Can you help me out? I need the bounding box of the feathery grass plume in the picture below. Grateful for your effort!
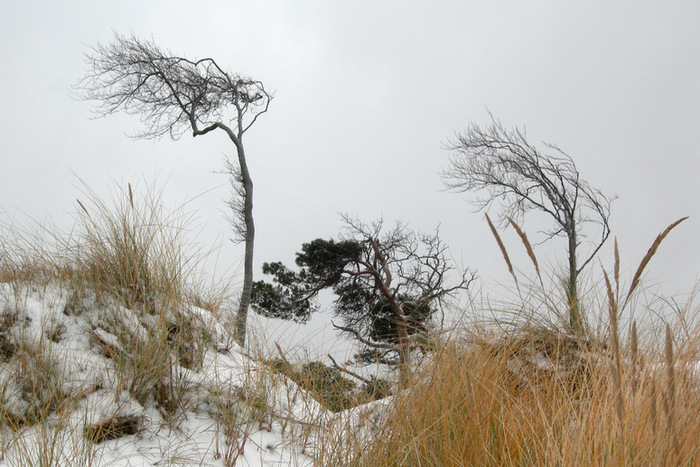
[603,269,619,327]
[485,213,518,291]
[76,198,89,216]
[507,218,540,279]
[623,217,688,309]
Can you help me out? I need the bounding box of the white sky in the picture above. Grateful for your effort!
[1,1,698,347]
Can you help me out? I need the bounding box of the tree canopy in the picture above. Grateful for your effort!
[79,34,270,140]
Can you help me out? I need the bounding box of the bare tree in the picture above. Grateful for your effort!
[251,216,475,386]
[77,34,271,345]
[442,116,612,335]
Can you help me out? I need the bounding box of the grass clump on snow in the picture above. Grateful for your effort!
[70,180,195,311]
[263,355,390,414]
[0,181,324,466]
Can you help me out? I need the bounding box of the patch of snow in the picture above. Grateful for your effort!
[0,284,393,466]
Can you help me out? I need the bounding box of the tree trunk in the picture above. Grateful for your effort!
[211,122,254,347]
[385,292,411,387]
[233,141,254,347]
[567,226,581,336]
[394,311,412,387]
[371,239,412,386]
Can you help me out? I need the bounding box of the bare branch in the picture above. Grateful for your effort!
[77,33,271,141]
[328,354,372,384]
[220,156,246,244]
[331,321,394,350]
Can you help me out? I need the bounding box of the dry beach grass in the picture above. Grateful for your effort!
[319,217,699,466]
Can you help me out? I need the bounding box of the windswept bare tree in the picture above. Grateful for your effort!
[442,116,612,335]
[77,34,271,345]
[251,216,475,386]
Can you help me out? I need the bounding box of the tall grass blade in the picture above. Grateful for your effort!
[631,320,639,396]
[664,324,678,457]
[650,380,658,436]
[614,237,620,299]
[604,269,624,429]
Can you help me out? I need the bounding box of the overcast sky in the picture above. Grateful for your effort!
[1,2,698,352]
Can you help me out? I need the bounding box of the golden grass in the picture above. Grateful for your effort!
[317,217,698,466]
[69,180,194,310]
[320,318,700,466]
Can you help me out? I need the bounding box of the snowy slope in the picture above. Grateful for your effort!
[0,284,388,466]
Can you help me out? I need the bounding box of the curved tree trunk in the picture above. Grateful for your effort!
[212,122,254,347]
[79,34,270,348]
[234,142,254,346]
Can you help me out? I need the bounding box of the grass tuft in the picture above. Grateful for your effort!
[83,415,141,444]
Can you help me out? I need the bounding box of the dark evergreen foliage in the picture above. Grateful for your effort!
[251,237,433,344]
[251,238,363,323]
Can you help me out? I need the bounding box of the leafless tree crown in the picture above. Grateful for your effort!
[78,34,271,141]
[339,215,475,318]
[442,117,612,277]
